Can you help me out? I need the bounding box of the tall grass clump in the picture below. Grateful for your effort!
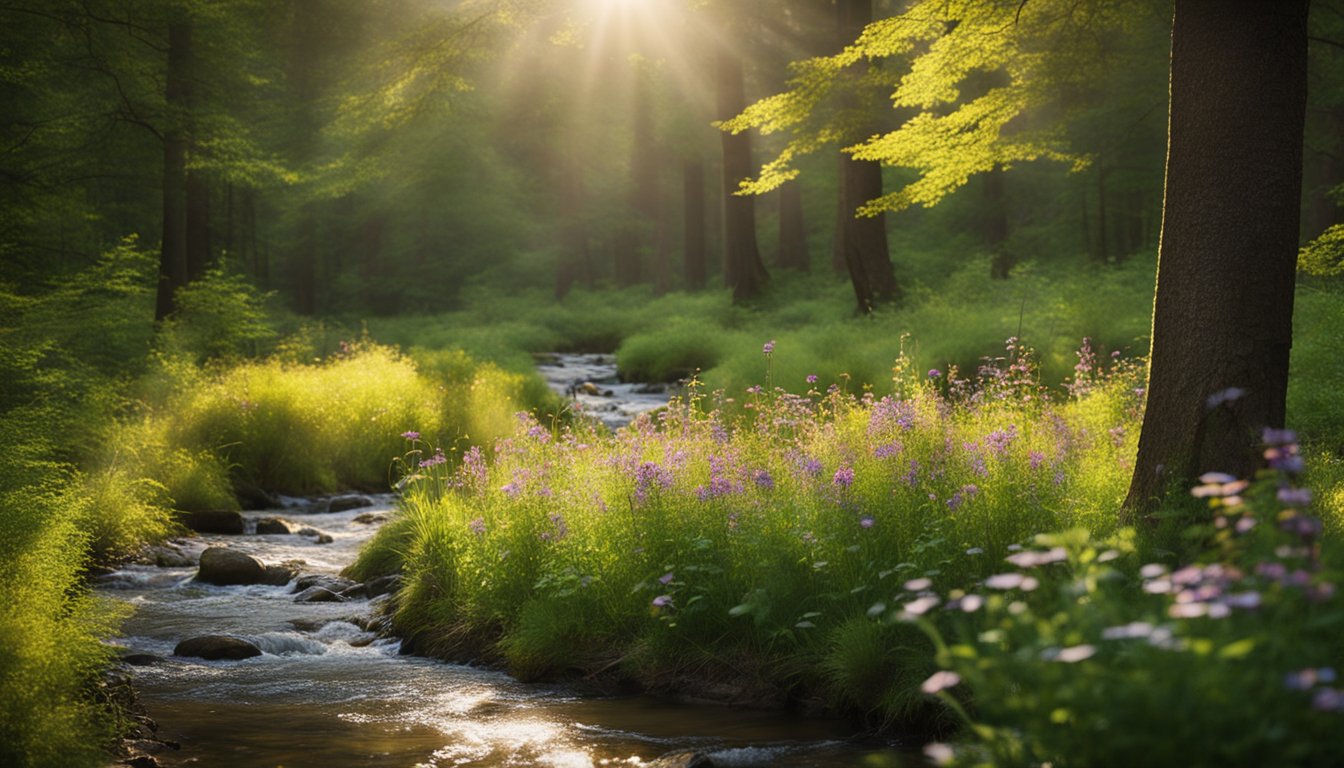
[367,338,1140,721]
[0,418,126,768]
[144,342,445,495]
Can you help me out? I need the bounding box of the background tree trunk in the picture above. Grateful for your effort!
[836,0,898,312]
[777,179,808,271]
[985,165,1013,279]
[1124,0,1309,517]
[155,19,192,321]
[715,46,767,302]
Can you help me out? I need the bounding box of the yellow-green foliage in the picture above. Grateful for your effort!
[151,343,444,495]
[378,352,1139,715]
[118,341,558,501]
[724,0,1161,211]
[0,432,123,768]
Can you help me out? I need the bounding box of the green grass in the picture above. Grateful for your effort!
[354,349,1144,718]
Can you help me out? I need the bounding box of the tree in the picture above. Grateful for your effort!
[1123,0,1309,515]
[834,0,899,311]
[715,40,769,302]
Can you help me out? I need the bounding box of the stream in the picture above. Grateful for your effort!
[96,356,918,767]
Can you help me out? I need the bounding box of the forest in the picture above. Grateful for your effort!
[2,0,1343,766]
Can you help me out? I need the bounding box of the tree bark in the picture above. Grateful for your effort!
[715,46,768,303]
[1124,0,1308,517]
[155,19,191,321]
[777,178,808,271]
[837,0,899,311]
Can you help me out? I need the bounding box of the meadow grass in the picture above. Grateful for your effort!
[350,340,1146,722]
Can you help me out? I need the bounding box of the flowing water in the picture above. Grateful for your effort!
[97,357,919,767]
[535,353,671,431]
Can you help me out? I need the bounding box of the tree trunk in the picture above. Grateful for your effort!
[985,165,1013,279]
[715,46,767,303]
[839,153,899,312]
[683,158,707,290]
[1123,0,1308,517]
[155,19,191,321]
[837,0,899,311]
[185,169,210,281]
[777,179,808,271]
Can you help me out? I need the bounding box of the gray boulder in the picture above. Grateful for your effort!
[295,526,334,544]
[255,517,293,535]
[195,547,266,585]
[324,495,373,513]
[173,635,261,660]
[293,586,348,603]
[362,574,402,599]
[178,509,244,535]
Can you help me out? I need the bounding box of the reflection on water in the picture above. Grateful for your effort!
[101,497,918,767]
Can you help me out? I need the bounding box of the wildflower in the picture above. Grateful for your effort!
[1263,427,1298,447]
[659,571,675,585]
[652,595,673,608]
[859,516,875,528]
[832,465,855,489]
[752,469,774,490]
[903,595,941,616]
[1102,622,1156,640]
[401,430,421,440]
[873,442,902,459]
[762,339,775,355]
[1278,487,1313,506]
[921,671,962,694]
[746,385,762,395]
[954,594,984,613]
[1044,644,1097,663]
[928,369,942,379]
[1312,688,1344,712]
[923,743,955,766]
[1206,387,1245,409]
[468,517,486,536]
[985,573,1039,591]
[904,577,932,592]
[806,374,818,384]
[1005,547,1067,568]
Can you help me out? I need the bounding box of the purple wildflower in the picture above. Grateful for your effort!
[762,339,775,355]
[1278,487,1313,507]
[832,465,855,489]
[859,516,875,528]
[468,517,486,536]
[401,430,421,440]
[928,369,942,379]
[659,571,674,585]
[652,595,673,608]
[806,374,818,384]
[753,469,774,490]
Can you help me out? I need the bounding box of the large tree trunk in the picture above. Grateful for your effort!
[837,0,899,312]
[715,47,768,303]
[1124,0,1308,517]
[155,19,191,321]
[777,179,808,271]
[839,153,899,312]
